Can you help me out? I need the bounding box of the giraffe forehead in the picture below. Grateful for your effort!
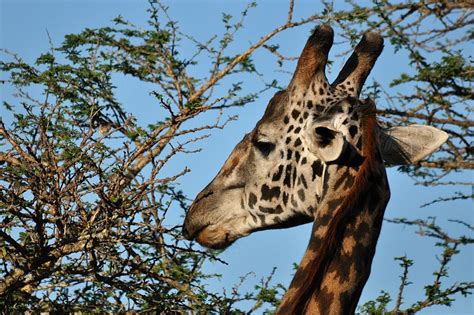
[259,83,331,124]
[258,78,358,134]
[253,80,364,160]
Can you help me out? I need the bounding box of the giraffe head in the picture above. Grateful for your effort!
[183,25,448,249]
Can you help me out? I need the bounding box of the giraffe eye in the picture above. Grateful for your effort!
[253,140,275,157]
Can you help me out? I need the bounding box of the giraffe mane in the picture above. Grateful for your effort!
[278,99,379,314]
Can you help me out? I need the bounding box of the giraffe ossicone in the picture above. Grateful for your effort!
[182,25,447,313]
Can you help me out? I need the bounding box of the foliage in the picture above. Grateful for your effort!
[0,0,472,313]
[358,218,473,314]
[0,1,286,312]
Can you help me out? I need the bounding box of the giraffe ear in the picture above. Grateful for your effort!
[379,125,448,165]
[309,125,347,163]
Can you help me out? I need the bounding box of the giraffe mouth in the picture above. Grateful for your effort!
[183,218,236,249]
[183,224,207,241]
[194,224,236,249]
[186,213,251,249]
[183,186,248,249]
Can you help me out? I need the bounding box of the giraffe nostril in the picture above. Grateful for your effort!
[194,190,214,204]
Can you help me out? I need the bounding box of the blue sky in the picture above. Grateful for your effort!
[1,0,472,313]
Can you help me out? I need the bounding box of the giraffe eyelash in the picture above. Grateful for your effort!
[253,140,275,157]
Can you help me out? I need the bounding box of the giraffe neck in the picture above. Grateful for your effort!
[304,167,389,314]
[277,101,390,314]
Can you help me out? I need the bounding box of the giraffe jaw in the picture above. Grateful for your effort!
[187,211,315,249]
[192,220,251,249]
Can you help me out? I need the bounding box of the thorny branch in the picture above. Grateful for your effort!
[385,218,474,314]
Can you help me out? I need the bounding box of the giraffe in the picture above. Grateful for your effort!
[183,25,448,314]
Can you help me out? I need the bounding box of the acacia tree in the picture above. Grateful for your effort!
[0,0,472,313]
